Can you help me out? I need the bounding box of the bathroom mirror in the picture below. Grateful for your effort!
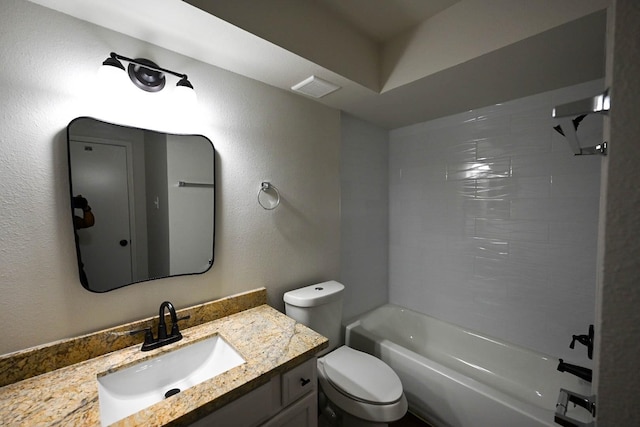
[67,117,215,292]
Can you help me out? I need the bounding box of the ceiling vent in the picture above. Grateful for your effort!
[291,76,340,98]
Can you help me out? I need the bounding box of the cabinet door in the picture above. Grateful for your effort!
[190,376,281,427]
[261,391,317,427]
[281,357,317,407]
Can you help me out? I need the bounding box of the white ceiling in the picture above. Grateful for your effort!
[316,0,461,42]
[27,0,609,129]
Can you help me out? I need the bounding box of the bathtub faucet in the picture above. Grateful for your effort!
[557,359,592,382]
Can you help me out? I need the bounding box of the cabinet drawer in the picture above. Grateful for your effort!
[281,357,317,407]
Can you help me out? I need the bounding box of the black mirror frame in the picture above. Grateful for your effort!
[66,116,216,292]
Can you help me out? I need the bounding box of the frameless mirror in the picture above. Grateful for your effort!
[67,117,215,292]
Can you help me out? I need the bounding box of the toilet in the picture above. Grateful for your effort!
[284,281,407,427]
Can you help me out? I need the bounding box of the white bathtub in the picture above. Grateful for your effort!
[344,304,593,427]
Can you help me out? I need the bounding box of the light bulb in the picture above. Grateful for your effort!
[174,84,198,108]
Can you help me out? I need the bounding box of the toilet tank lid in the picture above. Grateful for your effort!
[283,281,344,307]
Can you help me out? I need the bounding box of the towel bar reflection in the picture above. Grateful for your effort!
[258,182,280,210]
[178,181,214,188]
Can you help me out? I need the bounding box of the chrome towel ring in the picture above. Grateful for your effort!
[258,182,280,210]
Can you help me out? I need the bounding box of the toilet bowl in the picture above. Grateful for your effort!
[283,281,408,426]
[318,346,407,424]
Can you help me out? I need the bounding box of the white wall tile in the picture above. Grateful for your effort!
[551,173,601,198]
[510,198,554,220]
[389,79,603,364]
[512,151,553,177]
[513,176,551,198]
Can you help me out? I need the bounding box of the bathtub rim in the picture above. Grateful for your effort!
[344,303,593,366]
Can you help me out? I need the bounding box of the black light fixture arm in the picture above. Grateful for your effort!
[109,52,188,80]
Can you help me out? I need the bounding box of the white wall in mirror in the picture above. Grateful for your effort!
[166,134,215,275]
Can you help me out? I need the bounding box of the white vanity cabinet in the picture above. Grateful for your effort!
[190,357,317,427]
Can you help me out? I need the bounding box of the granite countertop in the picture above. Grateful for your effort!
[0,301,327,426]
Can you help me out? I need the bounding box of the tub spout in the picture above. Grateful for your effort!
[557,359,592,382]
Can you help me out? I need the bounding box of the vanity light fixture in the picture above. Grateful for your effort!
[99,52,196,102]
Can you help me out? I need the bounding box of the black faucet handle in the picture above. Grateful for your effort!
[569,334,590,348]
[569,335,581,349]
[568,325,595,360]
[170,315,191,336]
[129,327,155,346]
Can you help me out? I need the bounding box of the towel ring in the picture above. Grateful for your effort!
[258,182,280,210]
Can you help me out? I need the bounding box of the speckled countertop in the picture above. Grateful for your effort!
[0,290,328,426]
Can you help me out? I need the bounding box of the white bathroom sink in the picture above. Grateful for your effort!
[97,335,245,426]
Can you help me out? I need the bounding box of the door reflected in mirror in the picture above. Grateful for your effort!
[67,117,215,292]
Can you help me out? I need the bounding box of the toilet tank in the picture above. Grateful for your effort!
[283,281,344,354]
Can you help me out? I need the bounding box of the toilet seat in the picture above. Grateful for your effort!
[321,346,403,404]
[317,346,408,423]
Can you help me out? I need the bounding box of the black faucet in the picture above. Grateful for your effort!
[557,359,592,382]
[130,301,190,351]
[158,301,179,340]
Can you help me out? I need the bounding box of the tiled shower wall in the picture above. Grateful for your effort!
[389,80,603,364]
